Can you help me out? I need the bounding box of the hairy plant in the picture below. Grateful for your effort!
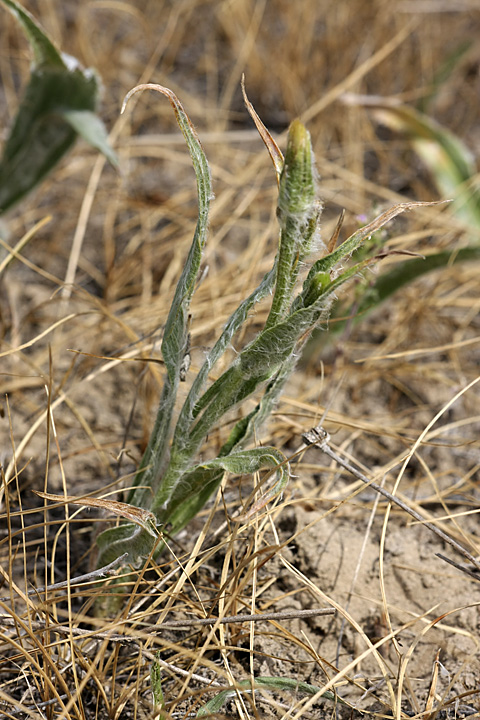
[88,82,438,572]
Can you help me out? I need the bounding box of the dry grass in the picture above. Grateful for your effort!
[1,1,480,718]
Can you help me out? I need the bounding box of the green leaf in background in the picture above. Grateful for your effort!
[196,676,348,717]
[62,109,118,167]
[342,93,480,228]
[0,0,64,68]
[354,245,480,318]
[367,103,480,227]
[0,0,117,214]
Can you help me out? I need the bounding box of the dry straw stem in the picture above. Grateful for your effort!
[302,423,480,572]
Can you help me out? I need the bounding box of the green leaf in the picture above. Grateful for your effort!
[196,676,347,717]
[95,522,160,567]
[150,653,165,710]
[116,85,212,511]
[62,110,119,168]
[218,357,295,457]
[355,245,480,317]
[368,103,480,227]
[0,0,64,68]
[152,446,289,530]
[0,67,94,213]
[96,447,288,565]
[0,0,117,213]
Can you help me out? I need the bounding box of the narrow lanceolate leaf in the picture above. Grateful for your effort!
[151,447,289,530]
[125,84,213,509]
[174,266,277,444]
[354,245,480,318]
[0,0,117,214]
[196,676,347,717]
[150,654,165,710]
[218,353,296,459]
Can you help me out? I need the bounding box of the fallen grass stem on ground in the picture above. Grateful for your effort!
[302,425,480,572]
